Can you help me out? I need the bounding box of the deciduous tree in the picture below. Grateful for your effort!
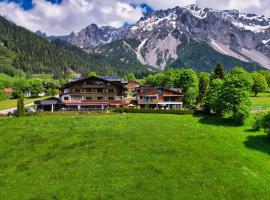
[251,72,268,96]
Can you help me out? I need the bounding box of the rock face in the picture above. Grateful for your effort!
[61,24,125,48]
[55,5,270,69]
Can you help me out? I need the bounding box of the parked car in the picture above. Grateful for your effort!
[13,108,33,114]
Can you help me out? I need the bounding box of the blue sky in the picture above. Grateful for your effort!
[0,0,269,35]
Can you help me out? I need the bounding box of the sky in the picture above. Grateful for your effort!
[0,0,269,36]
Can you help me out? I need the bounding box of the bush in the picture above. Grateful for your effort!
[17,96,24,117]
[253,112,267,131]
[113,108,194,115]
[231,104,250,125]
[261,112,270,137]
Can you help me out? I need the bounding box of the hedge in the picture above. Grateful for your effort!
[112,108,195,115]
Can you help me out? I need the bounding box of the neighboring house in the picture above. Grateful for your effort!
[136,85,183,109]
[60,76,126,110]
[100,76,128,85]
[35,97,60,112]
[127,81,140,92]
[4,88,13,98]
[25,92,32,98]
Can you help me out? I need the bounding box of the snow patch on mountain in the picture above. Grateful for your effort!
[231,21,270,33]
[184,4,208,19]
[131,11,177,32]
[136,39,147,65]
[262,39,270,44]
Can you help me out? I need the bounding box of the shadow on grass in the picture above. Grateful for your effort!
[244,135,270,155]
[193,113,240,127]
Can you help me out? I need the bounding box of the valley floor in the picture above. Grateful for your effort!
[0,114,270,199]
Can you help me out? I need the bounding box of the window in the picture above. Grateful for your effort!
[97,88,103,93]
[108,89,114,93]
[97,97,103,100]
[86,97,92,101]
[108,97,114,100]
[73,96,81,101]
[64,97,69,101]
[74,89,80,93]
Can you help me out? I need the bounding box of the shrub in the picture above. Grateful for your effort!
[113,108,194,115]
[253,112,267,131]
[231,104,250,125]
[261,112,270,137]
[17,96,24,117]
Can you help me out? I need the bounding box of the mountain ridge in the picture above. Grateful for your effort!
[52,4,270,70]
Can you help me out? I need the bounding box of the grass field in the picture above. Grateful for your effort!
[0,73,20,82]
[0,96,50,110]
[251,92,270,111]
[0,73,54,82]
[0,114,270,199]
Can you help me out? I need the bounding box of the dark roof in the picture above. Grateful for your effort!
[34,97,60,105]
[62,76,125,89]
[128,81,140,84]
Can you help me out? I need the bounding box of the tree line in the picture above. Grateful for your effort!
[143,63,270,124]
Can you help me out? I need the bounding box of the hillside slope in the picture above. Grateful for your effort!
[0,16,148,77]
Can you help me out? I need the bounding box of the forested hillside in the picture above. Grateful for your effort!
[0,16,148,78]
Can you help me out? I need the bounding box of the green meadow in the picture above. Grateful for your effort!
[0,114,270,199]
[0,96,50,110]
[251,93,270,111]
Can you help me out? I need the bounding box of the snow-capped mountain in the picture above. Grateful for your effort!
[54,5,270,70]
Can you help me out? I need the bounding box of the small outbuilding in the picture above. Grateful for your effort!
[34,97,61,112]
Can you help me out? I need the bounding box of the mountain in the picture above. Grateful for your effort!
[0,16,148,78]
[56,5,270,71]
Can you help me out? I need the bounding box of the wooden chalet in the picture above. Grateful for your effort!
[60,77,126,110]
[126,81,141,92]
[136,85,183,109]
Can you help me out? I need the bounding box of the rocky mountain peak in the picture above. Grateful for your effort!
[52,5,270,70]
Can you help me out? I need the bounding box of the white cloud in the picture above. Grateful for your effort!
[0,0,269,36]
[0,0,143,35]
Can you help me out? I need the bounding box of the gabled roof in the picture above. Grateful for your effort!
[137,87,183,96]
[62,76,125,89]
[128,80,140,84]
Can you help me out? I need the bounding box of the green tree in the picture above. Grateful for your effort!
[251,72,268,96]
[212,62,225,80]
[185,87,198,106]
[87,71,97,77]
[0,82,8,101]
[47,88,59,96]
[127,73,136,82]
[29,80,44,97]
[258,70,270,87]
[174,69,199,93]
[17,96,24,117]
[220,67,253,124]
[197,72,210,105]
[204,78,223,116]
[12,79,29,98]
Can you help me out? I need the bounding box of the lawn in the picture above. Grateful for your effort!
[0,96,50,110]
[0,73,20,82]
[0,114,270,199]
[0,73,54,82]
[251,92,270,111]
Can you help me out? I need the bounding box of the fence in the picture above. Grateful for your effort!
[251,104,270,112]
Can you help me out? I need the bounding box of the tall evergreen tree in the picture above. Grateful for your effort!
[213,62,225,80]
[17,96,24,117]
